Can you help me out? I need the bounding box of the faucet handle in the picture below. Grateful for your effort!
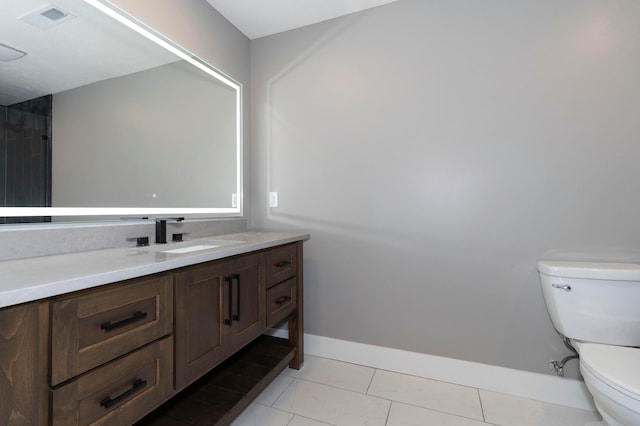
[126,236,149,247]
[172,233,188,242]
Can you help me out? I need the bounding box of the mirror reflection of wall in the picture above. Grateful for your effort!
[52,60,237,208]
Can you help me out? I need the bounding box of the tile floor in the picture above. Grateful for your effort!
[231,355,601,426]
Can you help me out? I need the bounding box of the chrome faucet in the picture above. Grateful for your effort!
[155,217,184,244]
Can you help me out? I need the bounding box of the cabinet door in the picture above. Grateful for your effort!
[174,260,228,390]
[227,252,266,352]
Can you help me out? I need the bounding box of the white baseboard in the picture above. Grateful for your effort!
[267,329,595,411]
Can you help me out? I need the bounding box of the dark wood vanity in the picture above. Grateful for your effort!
[0,240,304,426]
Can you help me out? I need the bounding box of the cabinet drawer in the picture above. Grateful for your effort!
[51,274,173,386]
[266,243,298,288]
[266,277,297,328]
[51,337,173,426]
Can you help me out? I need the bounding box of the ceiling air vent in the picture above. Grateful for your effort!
[41,8,67,21]
[20,4,76,30]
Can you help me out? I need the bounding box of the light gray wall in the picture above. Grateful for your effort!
[250,0,640,377]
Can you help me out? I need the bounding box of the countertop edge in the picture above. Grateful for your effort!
[1,232,310,309]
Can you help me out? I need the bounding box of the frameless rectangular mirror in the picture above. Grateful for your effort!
[0,0,242,222]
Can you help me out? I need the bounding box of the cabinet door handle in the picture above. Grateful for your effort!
[233,273,241,322]
[275,296,291,305]
[224,276,233,326]
[100,378,147,409]
[100,310,147,332]
[275,260,291,268]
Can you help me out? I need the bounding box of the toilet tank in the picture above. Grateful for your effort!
[537,260,640,346]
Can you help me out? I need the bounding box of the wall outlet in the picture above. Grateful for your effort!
[231,193,237,208]
[269,192,278,207]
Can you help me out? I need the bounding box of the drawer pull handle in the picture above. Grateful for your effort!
[224,276,233,326]
[100,310,147,332]
[100,378,147,409]
[233,273,241,322]
[275,296,291,305]
[275,260,291,268]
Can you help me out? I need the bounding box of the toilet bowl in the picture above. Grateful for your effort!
[579,343,640,426]
[537,260,640,426]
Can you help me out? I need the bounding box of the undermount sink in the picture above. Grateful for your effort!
[159,240,242,254]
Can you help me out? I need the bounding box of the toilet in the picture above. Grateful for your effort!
[537,260,640,426]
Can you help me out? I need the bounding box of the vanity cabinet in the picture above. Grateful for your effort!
[174,251,265,390]
[0,238,304,426]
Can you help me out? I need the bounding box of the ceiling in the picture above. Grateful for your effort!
[206,0,401,40]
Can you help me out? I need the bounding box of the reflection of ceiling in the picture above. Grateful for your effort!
[0,0,177,105]
[206,0,401,40]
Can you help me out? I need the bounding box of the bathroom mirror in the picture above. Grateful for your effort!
[0,0,242,221]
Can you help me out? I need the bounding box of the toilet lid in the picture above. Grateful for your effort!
[580,343,640,400]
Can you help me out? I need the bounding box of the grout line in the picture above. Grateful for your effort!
[373,365,481,392]
[286,375,392,400]
[477,387,486,423]
[283,410,296,426]
[270,372,297,407]
[383,399,490,425]
[384,399,393,426]
[365,368,378,395]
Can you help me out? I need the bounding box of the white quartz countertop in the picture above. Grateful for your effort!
[0,231,309,309]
